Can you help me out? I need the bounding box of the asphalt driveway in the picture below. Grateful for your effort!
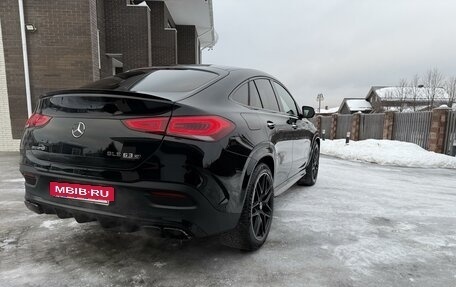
[1,153,455,287]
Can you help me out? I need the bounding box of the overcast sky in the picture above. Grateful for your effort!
[203,0,456,109]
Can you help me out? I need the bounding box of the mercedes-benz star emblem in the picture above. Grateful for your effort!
[71,122,86,138]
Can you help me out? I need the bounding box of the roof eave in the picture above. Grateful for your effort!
[163,0,217,50]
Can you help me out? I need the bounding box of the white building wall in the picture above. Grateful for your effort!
[0,20,21,152]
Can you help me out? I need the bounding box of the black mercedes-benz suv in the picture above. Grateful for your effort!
[20,65,320,251]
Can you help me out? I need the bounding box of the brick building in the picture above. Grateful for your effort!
[0,0,216,151]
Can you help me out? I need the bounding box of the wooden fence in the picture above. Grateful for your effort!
[314,107,454,155]
[392,112,432,149]
[335,115,352,139]
[444,111,456,155]
[360,113,384,140]
[320,116,332,138]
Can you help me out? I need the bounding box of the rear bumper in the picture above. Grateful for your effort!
[20,164,240,237]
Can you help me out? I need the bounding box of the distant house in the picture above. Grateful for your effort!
[366,86,451,113]
[316,106,339,115]
[338,98,373,114]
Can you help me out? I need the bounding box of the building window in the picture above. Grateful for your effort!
[126,0,148,7]
[112,58,123,75]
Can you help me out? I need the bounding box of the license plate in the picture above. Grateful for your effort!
[50,182,115,205]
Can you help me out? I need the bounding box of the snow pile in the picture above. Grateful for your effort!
[321,139,456,169]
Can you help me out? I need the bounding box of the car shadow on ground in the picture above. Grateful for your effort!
[30,220,249,265]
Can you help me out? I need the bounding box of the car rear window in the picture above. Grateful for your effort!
[231,83,249,105]
[131,69,219,93]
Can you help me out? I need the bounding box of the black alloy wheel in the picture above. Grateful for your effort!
[250,171,273,241]
[298,142,320,186]
[310,145,320,182]
[220,163,274,251]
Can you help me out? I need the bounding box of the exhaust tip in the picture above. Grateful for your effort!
[143,226,192,239]
[163,227,191,239]
[24,200,43,214]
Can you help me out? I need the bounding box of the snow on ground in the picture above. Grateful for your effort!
[1,152,456,286]
[40,220,63,230]
[321,139,456,169]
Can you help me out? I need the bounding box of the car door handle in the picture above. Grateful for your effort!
[266,121,275,129]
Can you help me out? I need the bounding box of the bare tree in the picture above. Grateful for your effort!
[423,68,444,109]
[445,76,456,108]
[410,74,420,111]
[395,78,408,112]
[383,90,394,112]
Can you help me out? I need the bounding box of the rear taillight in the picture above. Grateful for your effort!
[123,115,235,141]
[122,117,169,134]
[167,116,235,141]
[25,114,52,128]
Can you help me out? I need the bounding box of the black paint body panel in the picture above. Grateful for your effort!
[20,65,319,237]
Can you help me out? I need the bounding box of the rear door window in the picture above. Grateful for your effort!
[254,79,280,112]
[272,82,299,116]
[249,81,263,108]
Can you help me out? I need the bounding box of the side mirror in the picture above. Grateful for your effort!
[301,106,315,118]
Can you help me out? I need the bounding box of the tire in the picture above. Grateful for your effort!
[220,163,274,251]
[298,142,320,186]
